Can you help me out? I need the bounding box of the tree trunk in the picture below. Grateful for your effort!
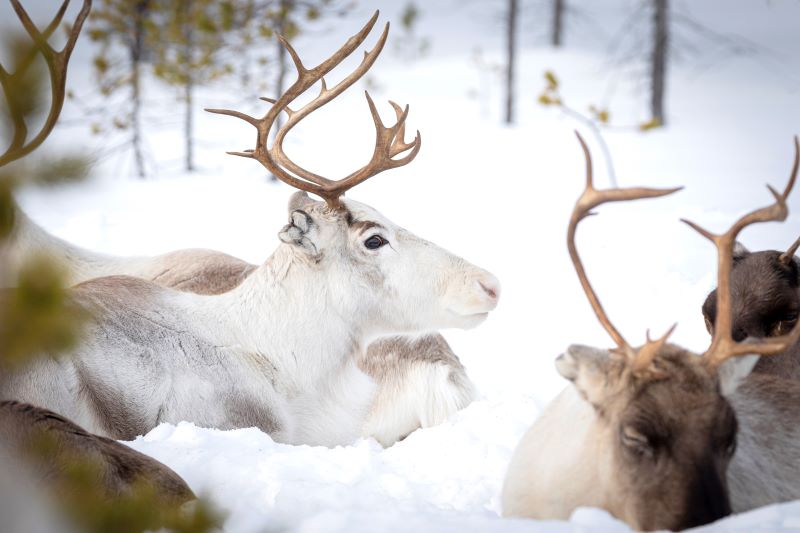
[274,21,287,133]
[130,0,150,179]
[184,1,195,172]
[551,0,565,47]
[185,73,194,172]
[269,0,293,181]
[650,0,668,125]
[504,0,518,125]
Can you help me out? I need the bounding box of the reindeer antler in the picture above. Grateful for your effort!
[569,131,682,368]
[0,0,92,168]
[683,136,800,368]
[780,235,800,265]
[206,11,421,209]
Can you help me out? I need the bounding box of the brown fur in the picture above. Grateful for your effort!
[150,249,257,295]
[611,347,735,530]
[558,344,736,530]
[0,400,194,504]
[358,335,462,378]
[703,249,800,380]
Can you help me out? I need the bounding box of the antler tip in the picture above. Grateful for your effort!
[680,218,716,242]
[225,150,255,159]
[662,185,684,196]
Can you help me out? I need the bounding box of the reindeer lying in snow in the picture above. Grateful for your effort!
[502,134,800,531]
[0,0,194,516]
[702,233,800,380]
[0,14,499,448]
[1,14,479,449]
[3,206,478,447]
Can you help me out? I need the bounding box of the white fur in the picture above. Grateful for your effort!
[718,354,760,397]
[362,360,477,447]
[2,197,498,446]
[502,385,615,520]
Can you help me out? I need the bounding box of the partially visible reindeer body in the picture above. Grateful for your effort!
[703,243,800,380]
[0,400,194,504]
[0,0,192,522]
[1,207,257,292]
[502,134,800,531]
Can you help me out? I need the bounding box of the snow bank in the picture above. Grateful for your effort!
[7,0,800,531]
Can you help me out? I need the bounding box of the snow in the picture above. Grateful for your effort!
[5,0,800,531]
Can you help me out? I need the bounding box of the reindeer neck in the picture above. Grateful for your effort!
[190,245,365,377]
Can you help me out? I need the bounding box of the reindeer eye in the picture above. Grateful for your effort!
[771,316,798,336]
[364,234,388,250]
[621,426,653,457]
[726,440,737,457]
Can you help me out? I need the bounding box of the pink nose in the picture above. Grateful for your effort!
[479,278,500,301]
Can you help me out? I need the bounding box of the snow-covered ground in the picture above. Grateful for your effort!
[6,0,800,531]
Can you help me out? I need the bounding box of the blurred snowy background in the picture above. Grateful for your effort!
[2,0,800,531]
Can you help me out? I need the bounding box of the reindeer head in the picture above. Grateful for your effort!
[558,133,800,531]
[209,13,499,337]
[702,240,800,341]
[277,191,498,334]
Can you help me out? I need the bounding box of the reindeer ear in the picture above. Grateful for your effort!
[278,210,319,256]
[288,191,317,213]
[556,345,616,409]
[717,354,759,397]
[733,241,750,261]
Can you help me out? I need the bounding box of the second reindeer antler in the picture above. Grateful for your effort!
[0,0,92,168]
[207,11,421,209]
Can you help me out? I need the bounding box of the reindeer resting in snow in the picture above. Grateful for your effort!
[2,13,479,448]
[4,208,478,446]
[502,134,800,531]
[0,0,194,513]
[701,190,800,380]
[0,13,499,447]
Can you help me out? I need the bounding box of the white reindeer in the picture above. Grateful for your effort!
[502,134,800,531]
[1,14,480,448]
[0,14,499,447]
[4,205,482,446]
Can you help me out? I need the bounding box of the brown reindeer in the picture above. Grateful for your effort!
[701,141,800,380]
[502,133,800,531]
